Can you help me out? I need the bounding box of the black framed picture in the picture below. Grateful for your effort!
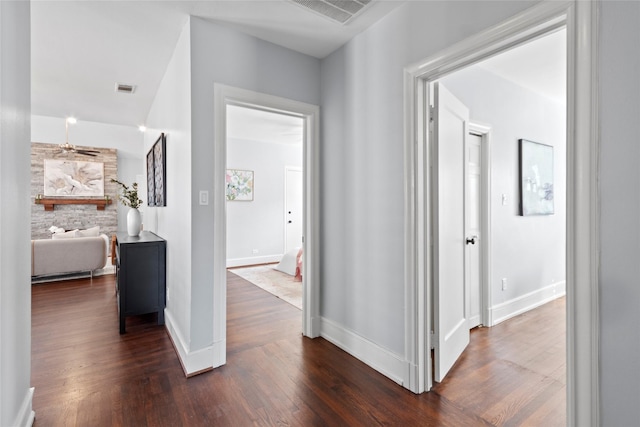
[146,148,156,206]
[519,139,554,216]
[146,133,166,206]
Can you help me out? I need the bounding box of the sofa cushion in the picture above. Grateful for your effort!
[77,226,100,237]
[51,229,78,239]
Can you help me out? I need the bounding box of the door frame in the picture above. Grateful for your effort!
[284,165,304,254]
[468,123,492,328]
[402,2,599,426]
[213,85,321,359]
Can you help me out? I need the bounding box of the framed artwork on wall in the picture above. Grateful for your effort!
[226,169,254,201]
[146,148,156,206]
[44,159,104,197]
[519,139,554,216]
[146,133,166,206]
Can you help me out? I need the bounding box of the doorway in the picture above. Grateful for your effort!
[212,85,321,369]
[432,26,568,382]
[225,106,304,311]
[402,2,599,424]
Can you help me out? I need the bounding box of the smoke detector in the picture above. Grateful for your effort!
[290,0,372,25]
[115,83,136,94]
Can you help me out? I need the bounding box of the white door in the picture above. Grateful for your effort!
[466,133,482,329]
[432,82,470,382]
[284,167,303,253]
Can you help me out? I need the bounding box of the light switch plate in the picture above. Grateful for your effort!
[199,190,209,205]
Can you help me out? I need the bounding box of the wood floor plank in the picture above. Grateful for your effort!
[32,272,565,426]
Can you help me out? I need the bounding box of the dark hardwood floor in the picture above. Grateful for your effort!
[31,272,565,426]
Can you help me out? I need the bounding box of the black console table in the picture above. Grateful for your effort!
[115,231,166,334]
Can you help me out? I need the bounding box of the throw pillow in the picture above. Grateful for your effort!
[52,229,79,239]
[275,247,300,276]
[77,226,100,238]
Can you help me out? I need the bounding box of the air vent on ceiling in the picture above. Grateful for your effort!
[115,83,136,94]
[291,0,372,25]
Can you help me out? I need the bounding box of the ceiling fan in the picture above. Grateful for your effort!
[56,118,100,157]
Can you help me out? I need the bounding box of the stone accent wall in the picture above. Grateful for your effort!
[31,143,118,240]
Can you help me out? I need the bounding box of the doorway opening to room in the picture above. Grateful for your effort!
[225,105,305,314]
[403,3,599,424]
[212,85,321,369]
[426,28,567,424]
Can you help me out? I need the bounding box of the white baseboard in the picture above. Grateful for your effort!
[226,254,282,268]
[320,317,407,386]
[164,309,215,377]
[14,387,35,427]
[490,280,566,326]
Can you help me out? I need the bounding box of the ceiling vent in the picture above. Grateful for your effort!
[115,83,136,94]
[290,0,372,25]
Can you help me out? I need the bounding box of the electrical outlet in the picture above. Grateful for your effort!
[501,278,507,291]
[252,249,259,254]
[166,287,170,301]
[501,194,508,206]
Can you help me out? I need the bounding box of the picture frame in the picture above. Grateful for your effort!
[519,139,554,216]
[226,169,254,201]
[146,133,166,206]
[146,148,156,206]
[43,159,104,197]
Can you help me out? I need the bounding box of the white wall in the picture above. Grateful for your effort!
[440,65,566,319]
[319,0,537,356]
[31,115,144,230]
[226,137,302,266]
[144,20,193,354]
[188,17,320,351]
[0,1,34,426]
[599,1,640,424]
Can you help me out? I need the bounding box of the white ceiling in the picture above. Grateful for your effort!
[226,105,303,145]
[31,1,565,132]
[477,28,566,102]
[31,0,404,128]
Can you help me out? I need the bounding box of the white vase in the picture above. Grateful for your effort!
[127,208,141,237]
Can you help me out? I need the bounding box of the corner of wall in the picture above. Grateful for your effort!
[12,388,34,427]
[164,309,219,377]
[320,317,407,386]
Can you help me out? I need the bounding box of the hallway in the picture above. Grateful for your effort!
[31,273,564,426]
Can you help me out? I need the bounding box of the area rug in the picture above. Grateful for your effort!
[229,265,302,310]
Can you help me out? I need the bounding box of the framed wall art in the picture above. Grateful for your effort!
[146,133,166,206]
[519,139,554,216]
[226,169,254,201]
[146,148,156,206]
[43,159,104,197]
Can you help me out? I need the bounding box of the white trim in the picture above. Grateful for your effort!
[403,2,599,425]
[213,84,321,349]
[165,309,220,376]
[13,387,34,427]
[320,317,407,386]
[226,255,282,268]
[490,281,566,326]
[468,122,492,328]
[566,2,600,425]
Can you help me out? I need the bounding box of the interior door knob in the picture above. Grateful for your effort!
[466,236,477,245]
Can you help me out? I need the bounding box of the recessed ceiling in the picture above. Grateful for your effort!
[227,105,303,146]
[31,1,404,128]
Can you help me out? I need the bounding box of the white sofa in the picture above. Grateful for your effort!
[31,234,109,277]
